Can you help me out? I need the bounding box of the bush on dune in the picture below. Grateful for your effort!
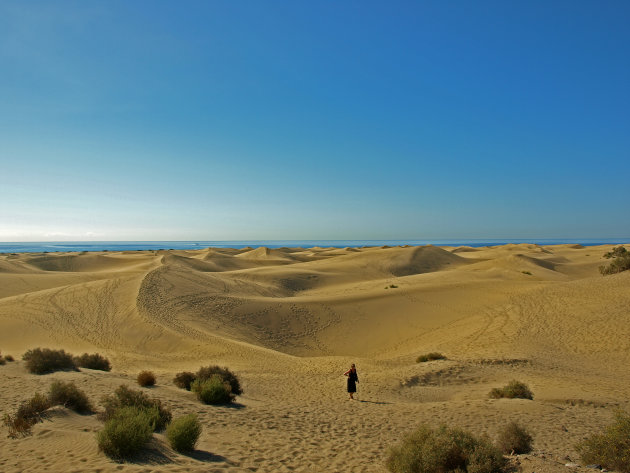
[3,393,51,438]
[73,353,111,371]
[489,380,533,400]
[166,414,202,453]
[137,370,156,387]
[577,410,630,473]
[48,380,93,414]
[386,424,506,473]
[4,354,14,362]
[416,352,446,363]
[196,365,242,396]
[191,375,234,405]
[96,406,153,460]
[99,385,171,431]
[22,348,77,374]
[600,246,630,275]
[496,421,533,454]
[173,371,196,391]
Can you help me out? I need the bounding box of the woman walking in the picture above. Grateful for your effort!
[344,363,359,400]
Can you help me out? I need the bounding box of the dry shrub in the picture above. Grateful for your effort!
[0,356,5,365]
[74,353,111,371]
[22,348,77,374]
[137,371,156,387]
[48,380,93,414]
[100,385,171,431]
[600,246,630,275]
[3,393,51,438]
[386,424,505,473]
[416,352,446,363]
[196,365,242,396]
[191,375,234,405]
[4,354,14,362]
[173,371,196,391]
[97,406,153,459]
[496,421,533,454]
[166,414,202,452]
[577,410,630,473]
[489,380,533,400]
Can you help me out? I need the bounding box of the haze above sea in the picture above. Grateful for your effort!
[1,239,629,254]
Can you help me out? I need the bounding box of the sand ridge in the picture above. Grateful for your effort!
[0,244,629,472]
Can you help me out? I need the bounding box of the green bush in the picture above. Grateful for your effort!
[166,414,202,452]
[96,406,153,459]
[386,424,506,473]
[173,371,196,391]
[496,421,533,454]
[191,375,234,405]
[416,352,446,363]
[3,393,51,438]
[48,381,93,414]
[100,385,171,431]
[489,380,533,400]
[137,370,156,387]
[600,246,630,275]
[73,353,111,371]
[22,348,77,374]
[577,410,630,473]
[196,366,242,396]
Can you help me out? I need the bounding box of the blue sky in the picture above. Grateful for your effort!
[1,1,629,241]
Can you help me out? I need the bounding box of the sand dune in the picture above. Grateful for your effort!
[0,244,629,472]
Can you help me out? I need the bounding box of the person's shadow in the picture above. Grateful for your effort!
[358,399,392,405]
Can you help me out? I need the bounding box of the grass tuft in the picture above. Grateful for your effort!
[496,421,533,454]
[3,393,51,438]
[489,380,533,400]
[416,352,446,363]
[166,414,202,453]
[48,380,93,414]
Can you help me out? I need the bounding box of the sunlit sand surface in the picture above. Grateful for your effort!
[1,244,628,472]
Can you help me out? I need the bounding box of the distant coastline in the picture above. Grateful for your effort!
[1,239,629,254]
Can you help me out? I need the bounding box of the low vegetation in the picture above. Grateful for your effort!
[577,410,630,473]
[137,370,156,387]
[174,365,242,400]
[173,371,196,390]
[166,414,202,453]
[3,393,51,438]
[489,380,533,400]
[73,353,111,371]
[4,354,14,362]
[97,406,154,459]
[48,380,93,414]
[496,421,533,454]
[416,352,446,363]
[600,246,630,275]
[22,348,77,374]
[191,375,234,404]
[99,385,171,431]
[386,424,506,473]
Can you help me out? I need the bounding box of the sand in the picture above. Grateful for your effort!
[0,244,629,472]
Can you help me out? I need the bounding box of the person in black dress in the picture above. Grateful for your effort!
[344,363,359,400]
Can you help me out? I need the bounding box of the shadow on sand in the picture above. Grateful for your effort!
[358,399,392,405]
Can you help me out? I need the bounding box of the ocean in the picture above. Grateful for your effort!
[0,239,628,254]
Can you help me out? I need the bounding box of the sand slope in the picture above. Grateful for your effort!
[0,244,629,472]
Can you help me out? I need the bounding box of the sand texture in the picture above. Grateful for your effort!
[0,244,629,472]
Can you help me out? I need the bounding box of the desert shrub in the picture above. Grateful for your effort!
[100,385,171,431]
[173,371,196,391]
[489,380,533,400]
[386,424,505,473]
[496,421,533,454]
[48,380,93,414]
[3,393,51,438]
[191,375,234,405]
[600,246,630,275]
[0,356,5,365]
[22,348,77,374]
[576,410,630,473]
[196,365,242,395]
[74,353,111,371]
[137,370,156,387]
[166,414,202,453]
[4,354,14,362]
[416,352,446,363]
[96,406,153,459]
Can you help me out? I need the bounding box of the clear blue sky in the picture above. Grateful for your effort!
[1,1,629,241]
